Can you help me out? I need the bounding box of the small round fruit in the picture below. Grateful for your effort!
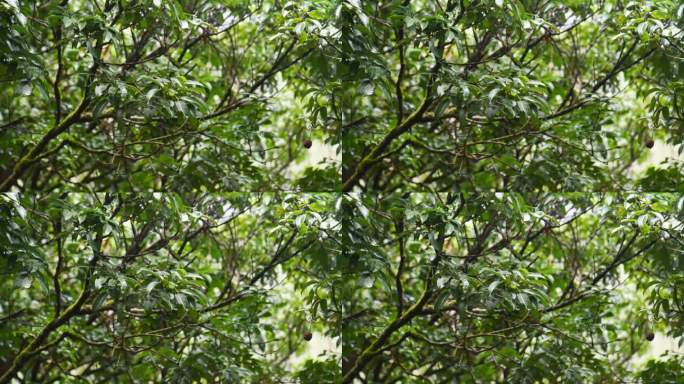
[646,331,655,341]
[303,139,313,149]
[303,331,313,341]
[645,139,655,149]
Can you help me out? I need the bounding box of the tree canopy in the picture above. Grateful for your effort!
[339,0,684,192]
[4,0,684,383]
[341,192,684,382]
[2,0,684,192]
[0,0,339,192]
[0,193,340,383]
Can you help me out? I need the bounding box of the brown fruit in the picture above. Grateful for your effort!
[645,139,655,149]
[303,139,313,149]
[303,331,313,341]
[646,331,655,341]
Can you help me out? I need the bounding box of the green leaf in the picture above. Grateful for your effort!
[488,280,501,295]
[16,276,32,289]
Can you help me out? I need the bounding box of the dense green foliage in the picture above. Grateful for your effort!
[339,0,684,192]
[0,0,339,192]
[4,0,684,383]
[0,193,340,383]
[342,193,684,382]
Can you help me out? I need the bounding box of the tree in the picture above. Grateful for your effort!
[0,0,339,192]
[341,192,684,383]
[0,193,341,383]
[4,0,684,383]
[338,0,684,192]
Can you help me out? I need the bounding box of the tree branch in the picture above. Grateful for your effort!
[0,62,98,191]
[342,229,446,383]
[0,236,102,384]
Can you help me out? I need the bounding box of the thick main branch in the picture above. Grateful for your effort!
[0,93,91,192]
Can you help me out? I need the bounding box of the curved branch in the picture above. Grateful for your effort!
[0,238,102,384]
